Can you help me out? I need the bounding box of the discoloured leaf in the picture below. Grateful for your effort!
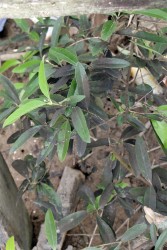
[58,211,87,233]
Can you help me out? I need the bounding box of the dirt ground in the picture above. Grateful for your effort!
[0,18,167,249]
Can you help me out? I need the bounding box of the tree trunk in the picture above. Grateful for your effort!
[0,0,167,18]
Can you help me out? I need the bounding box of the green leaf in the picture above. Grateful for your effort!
[10,125,42,153]
[135,136,152,183]
[12,59,40,73]
[29,31,40,42]
[58,211,87,233]
[39,58,50,99]
[51,17,64,47]
[57,120,71,162]
[121,223,147,242]
[84,248,103,250]
[15,19,30,32]
[0,59,20,73]
[151,120,167,153]
[49,47,78,65]
[45,209,57,250]
[6,236,15,250]
[0,74,20,104]
[132,9,167,20]
[71,106,90,143]
[3,99,46,127]
[75,62,90,105]
[150,223,157,245]
[155,229,167,250]
[101,20,117,41]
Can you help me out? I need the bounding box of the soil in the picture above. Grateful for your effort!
[0,17,167,250]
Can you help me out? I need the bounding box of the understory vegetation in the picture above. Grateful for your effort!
[1,9,167,250]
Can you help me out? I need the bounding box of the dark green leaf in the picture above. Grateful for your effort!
[76,134,87,157]
[135,136,152,183]
[58,211,87,233]
[118,29,167,43]
[144,186,156,210]
[0,107,15,123]
[121,223,147,242]
[75,62,90,106]
[51,17,63,47]
[155,229,167,250]
[57,120,71,162]
[10,126,42,153]
[45,209,57,250]
[101,20,117,41]
[0,74,20,104]
[99,183,114,208]
[96,216,115,243]
[12,160,29,178]
[71,106,90,143]
[125,143,140,177]
[78,185,95,205]
[127,114,145,132]
[92,58,130,69]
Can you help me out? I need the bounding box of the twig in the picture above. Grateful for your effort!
[0,52,25,61]
[116,205,141,234]
[68,36,100,47]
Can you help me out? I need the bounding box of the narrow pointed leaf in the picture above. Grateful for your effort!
[39,58,50,99]
[99,183,114,208]
[71,106,90,143]
[3,99,46,127]
[135,136,152,183]
[57,120,71,162]
[0,59,19,73]
[96,216,115,243]
[45,209,57,250]
[49,47,78,65]
[10,125,42,153]
[150,223,157,245]
[155,229,167,250]
[125,143,140,177]
[6,236,15,250]
[37,183,62,214]
[58,211,87,233]
[144,186,156,210]
[13,59,40,73]
[101,20,117,41]
[0,74,20,104]
[121,223,147,242]
[51,17,63,47]
[75,62,90,106]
